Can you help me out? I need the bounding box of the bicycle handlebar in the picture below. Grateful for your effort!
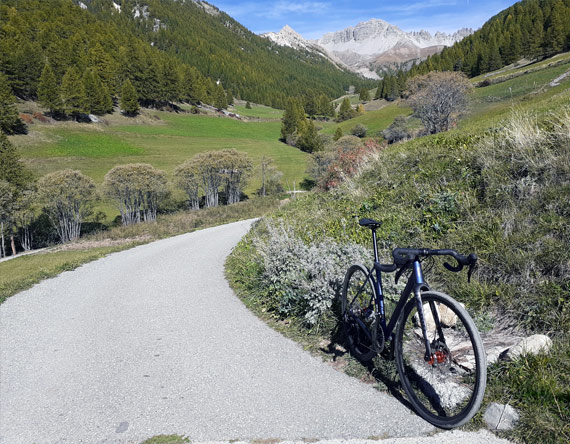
[386,248,478,282]
[392,248,476,267]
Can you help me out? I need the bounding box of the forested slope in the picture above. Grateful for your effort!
[0,0,372,111]
[0,0,219,108]
[78,0,373,108]
[410,0,570,77]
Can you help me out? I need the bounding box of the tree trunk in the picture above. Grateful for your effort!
[10,235,16,256]
[0,221,5,258]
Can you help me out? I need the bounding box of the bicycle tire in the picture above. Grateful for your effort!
[341,264,379,362]
[394,291,486,428]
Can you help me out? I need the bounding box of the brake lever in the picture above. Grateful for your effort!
[394,263,408,284]
[466,264,473,282]
[443,261,463,272]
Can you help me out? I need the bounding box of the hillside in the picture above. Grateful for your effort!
[0,0,217,108]
[410,0,570,77]
[227,56,570,443]
[0,0,373,112]
[74,0,374,108]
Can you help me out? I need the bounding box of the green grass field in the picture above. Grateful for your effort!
[320,101,413,136]
[232,103,284,119]
[15,110,307,197]
[471,51,570,83]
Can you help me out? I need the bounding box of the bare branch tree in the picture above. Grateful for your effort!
[38,170,97,243]
[0,180,15,257]
[14,187,37,251]
[104,164,167,225]
[174,161,201,210]
[220,149,252,204]
[406,72,472,134]
[192,151,224,208]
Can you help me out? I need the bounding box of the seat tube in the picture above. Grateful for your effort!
[371,229,379,263]
[413,260,432,361]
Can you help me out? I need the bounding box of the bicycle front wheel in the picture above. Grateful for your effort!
[341,264,379,362]
[395,291,486,428]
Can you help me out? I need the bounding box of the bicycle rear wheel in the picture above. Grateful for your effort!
[341,264,380,362]
[395,291,486,428]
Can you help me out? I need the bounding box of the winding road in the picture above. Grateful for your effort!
[0,219,510,444]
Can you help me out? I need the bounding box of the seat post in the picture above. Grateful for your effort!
[371,228,380,263]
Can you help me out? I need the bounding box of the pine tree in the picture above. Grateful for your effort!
[226,89,234,106]
[396,71,407,94]
[120,79,139,116]
[333,127,343,141]
[529,11,545,59]
[0,73,25,134]
[545,1,568,55]
[386,77,399,101]
[213,83,228,110]
[296,119,323,153]
[375,80,384,99]
[160,59,181,104]
[0,132,33,189]
[280,97,305,141]
[359,88,370,102]
[245,101,252,109]
[487,40,503,72]
[338,97,355,121]
[304,91,318,117]
[87,43,118,94]
[61,66,86,119]
[38,62,63,116]
[82,69,112,115]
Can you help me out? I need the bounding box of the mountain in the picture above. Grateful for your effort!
[73,0,374,108]
[262,20,471,79]
[261,26,352,72]
[0,0,373,111]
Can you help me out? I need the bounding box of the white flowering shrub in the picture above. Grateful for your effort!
[254,222,370,327]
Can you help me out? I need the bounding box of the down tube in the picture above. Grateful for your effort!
[374,266,386,330]
[385,275,415,337]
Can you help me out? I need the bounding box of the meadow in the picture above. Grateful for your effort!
[14,107,307,201]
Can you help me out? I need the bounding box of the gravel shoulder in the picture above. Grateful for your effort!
[1,219,508,444]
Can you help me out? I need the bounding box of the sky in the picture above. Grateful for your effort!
[212,0,520,39]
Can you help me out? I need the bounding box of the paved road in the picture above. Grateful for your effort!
[1,219,508,444]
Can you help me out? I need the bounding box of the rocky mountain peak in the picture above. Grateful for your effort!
[261,18,472,80]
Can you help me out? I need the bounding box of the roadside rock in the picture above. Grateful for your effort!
[414,302,463,331]
[504,334,552,360]
[484,402,520,431]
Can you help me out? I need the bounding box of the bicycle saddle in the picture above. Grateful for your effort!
[359,218,382,228]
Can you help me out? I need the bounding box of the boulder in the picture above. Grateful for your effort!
[504,334,552,360]
[484,402,519,431]
[414,302,463,330]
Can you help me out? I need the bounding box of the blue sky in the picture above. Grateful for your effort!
[213,1,519,38]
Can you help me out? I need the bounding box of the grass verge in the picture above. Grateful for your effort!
[225,85,570,443]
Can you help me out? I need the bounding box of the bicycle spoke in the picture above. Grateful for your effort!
[396,292,486,428]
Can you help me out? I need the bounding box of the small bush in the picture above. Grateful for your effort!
[350,124,367,138]
[383,116,410,143]
[254,222,368,328]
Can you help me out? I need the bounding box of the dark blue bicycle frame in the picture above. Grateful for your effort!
[367,228,434,359]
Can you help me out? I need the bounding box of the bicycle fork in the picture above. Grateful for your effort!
[412,260,434,362]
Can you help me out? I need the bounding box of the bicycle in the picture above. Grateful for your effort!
[341,218,486,429]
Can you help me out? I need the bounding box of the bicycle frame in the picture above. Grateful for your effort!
[365,229,433,359]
